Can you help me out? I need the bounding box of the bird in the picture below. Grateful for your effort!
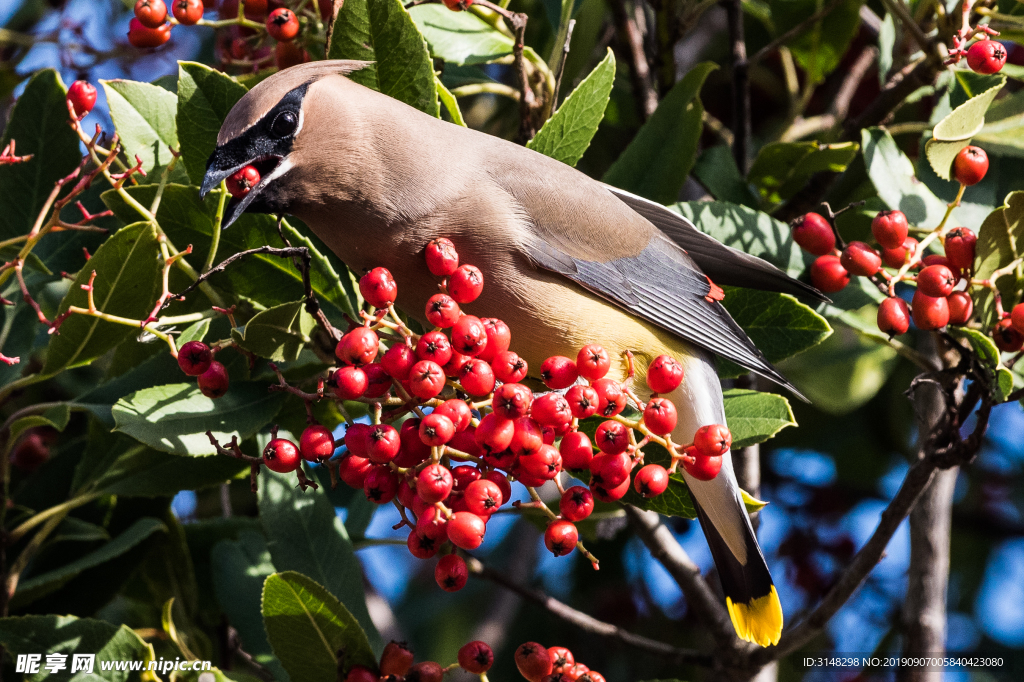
[201,60,826,647]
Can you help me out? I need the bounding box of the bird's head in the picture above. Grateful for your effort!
[200,60,370,227]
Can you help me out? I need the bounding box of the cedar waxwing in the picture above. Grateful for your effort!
[201,61,826,647]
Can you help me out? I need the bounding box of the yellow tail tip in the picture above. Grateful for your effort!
[726,586,783,647]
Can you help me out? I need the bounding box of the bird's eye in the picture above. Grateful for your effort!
[271,111,298,138]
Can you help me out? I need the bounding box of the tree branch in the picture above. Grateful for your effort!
[611,0,657,120]
[723,0,751,173]
[750,0,847,65]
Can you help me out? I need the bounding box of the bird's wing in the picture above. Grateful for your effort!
[603,185,828,303]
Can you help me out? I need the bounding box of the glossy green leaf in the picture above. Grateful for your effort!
[12,518,166,608]
[409,4,514,65]
[259,470,382,652]
[603,62,717,204]
[722,388,797,448]
[435,76,466,127]
[179,318,211,344]
[43,222,163,374]
[231,301,316,362]
[741,490,768,513]
[622,471,697,519]
[112,382,286,456]
[0,69,81,241]
[773,0,864,83]
[102,79,186,182]
[262,571,378,681]
[527,49,615,167]
[328,0,439,117]
[861,128,952,227]
[74,351,192,427]
[747,141,858,207]
[948,326,1001,367]
[0,615,150,682]
[177,62,249,186]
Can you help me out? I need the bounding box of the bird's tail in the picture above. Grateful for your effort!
[664,349,783,647]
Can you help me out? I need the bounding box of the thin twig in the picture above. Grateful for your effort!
[724,0,750,172]
[610,0,657,120]
[750,0,847,64]
[552,19,577,106]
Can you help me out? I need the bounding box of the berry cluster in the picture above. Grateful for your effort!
[515,642,604,682]
[344,639,494,682]
[234,238,731,587]
[795,145,1024,347]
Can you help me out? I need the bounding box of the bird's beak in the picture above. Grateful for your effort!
[200,144,286,229]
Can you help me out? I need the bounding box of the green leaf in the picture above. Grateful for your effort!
[112,382,286,456]
[926,78,1005,179]
[602,62,717,204]
[177,62,250,187]
[179,318,211,344]
[231,301,316,362]
[717,287,832,378]
[996,366,1014,402]
[8,404,71,446]
[259,470,382,652]
[13,518,166,608]
[527,49,615,167]
[741,489,768,513]
[409,4,514,65]
[747,141,858,208]
[692,145,758,207]
[861,128,952,227]
[722,388,797,448]
[43,222,163,374]
[88,441,248,497]
[948,326,1001,367]
[0,70,81,241]
[0,615,150,682]
[975,191,1024,322]
[773,0,864,83]
[212,532,290,682]
[622,472,697,519]
[102,79,186,182]
[328,0,439,117]
[435,76,466,127]
[262,571,377,681]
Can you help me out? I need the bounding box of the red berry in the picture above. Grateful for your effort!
[380,641,414,677]
[406,661,444,682]
[453,358,491,396]
[425,238,459,276]
[135,0,167,27]
[882,236,918,269]
[10,432,49,473]
[917,264,956,297]
[592,378,626,417]
[643,397,677,435]
[647,354,684,394]
[451,315,488,356]
[362,363,392,398]
[944,228,977,272]
[492,383,533,420]
[576,344,611,380]
[579,672,607,682]
[694,424,731,457]
[921,255,950,269]
[344,665,377,682]
[1011,302,1024,333]
[263,438,300,473]
[424,294,460,328]
[810,255,850,293]
[518,444,561,480]
[172,0,203,24]
[544,520,578,557]
[477,318,511,362]
[441,350,470,379]
[516,643,554,682]
[491,350,527,383]
[594,420,630,454]
[364,465,399,504]
[559,431,594,470]
[330,366,368,400]
[484,470,512,505]
[684,451,723,481]
[381,343,415,380]
[336,327,379,366]
[565,663,590,678]
[417,463,453,503]
[465,479,503,515]
[447,511,486,550]
[540,356,578,389]
[559,485,594,522]
[414,331,451,367]
[442,0,473,10]
[128,16,171,47]
[565,385,599,419]
[792,213,836,256]
[840,241,882,277]
[531,393,572,428]
[266,7,299,41]
[338,454,372,488]
[591,476,631,502]
[406,529,440,559]
[299,424,335,461]
[449,264,484,303]
[966,39,1006,75]
[359,267,397,308]
[877,297,911,337]
[458,641,494,674]
[510,417,543,456]
[871,210,909,251]
[911,290,950,330]
[408,360,445,399]
[415,505,448,541]
[226,165,260,197]
[198,361,229,398]
[366,424,401,463]
[475,413,514,454]
[993,318,1024,352]
[177,340,212,376]
[634,463,670,497]
[344,423,371,458]
[434,398,472,432]
[435,553,468,591]
[590,452,631,488]
[419,413,455,446]
[548,646,574,673]
[67,80,97,117]
[947,291,973,326]
[953,145,989,186]
[450,465,481,493]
